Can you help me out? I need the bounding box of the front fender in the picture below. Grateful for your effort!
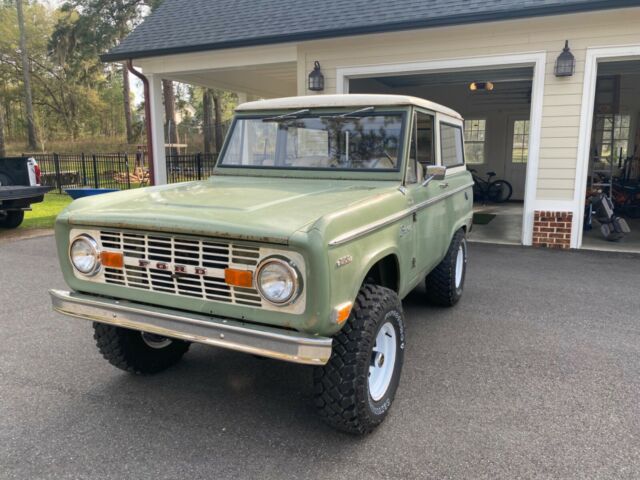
[322,223,404,336]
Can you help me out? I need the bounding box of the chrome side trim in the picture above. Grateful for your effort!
[410,181,474,215]
[49,289,332,365]
[329,182,473,247]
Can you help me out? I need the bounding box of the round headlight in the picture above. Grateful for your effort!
[70,235,101,275]
[256,257,300,305]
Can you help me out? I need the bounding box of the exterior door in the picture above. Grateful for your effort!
[439,120,472,240]
[405,110,449,280]
[504,116,530,200]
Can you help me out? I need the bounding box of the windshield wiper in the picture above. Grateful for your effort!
[262,109,310,122]
[320,106,375,120]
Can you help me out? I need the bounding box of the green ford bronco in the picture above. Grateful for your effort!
[50,94,473,434]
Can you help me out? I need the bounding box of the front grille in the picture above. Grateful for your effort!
[99,230,262,307]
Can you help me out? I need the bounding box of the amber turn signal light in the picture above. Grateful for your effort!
[100,251,124,269]
[224,268,253,288]
[332,302,353,325]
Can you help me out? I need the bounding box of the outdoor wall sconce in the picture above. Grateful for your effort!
[554,40,575,77]
[308,61,325,91]
[469,81,494,92]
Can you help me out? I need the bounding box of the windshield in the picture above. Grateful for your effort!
[218,111,405,171]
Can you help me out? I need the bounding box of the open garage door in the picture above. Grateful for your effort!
[349,66,534,245]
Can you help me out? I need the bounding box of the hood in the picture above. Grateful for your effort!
[62,176,399,244]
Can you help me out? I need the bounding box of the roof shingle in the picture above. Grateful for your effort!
[103,0,640,61]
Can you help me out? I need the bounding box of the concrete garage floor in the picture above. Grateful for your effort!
[469,202,640,254]
[468,202,523,245]
[582,216,640,254]
[1,236,640,479]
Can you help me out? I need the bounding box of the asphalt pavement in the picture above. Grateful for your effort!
[1,235,639,479]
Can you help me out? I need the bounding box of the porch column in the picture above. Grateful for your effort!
[147,73,167,185]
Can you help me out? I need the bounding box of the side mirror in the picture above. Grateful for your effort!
[422,165,446,187]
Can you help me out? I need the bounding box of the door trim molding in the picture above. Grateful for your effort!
[337,52,547,246]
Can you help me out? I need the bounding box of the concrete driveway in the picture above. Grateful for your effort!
[1,236,639,479]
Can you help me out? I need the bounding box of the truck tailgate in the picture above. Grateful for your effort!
[0,186,52,202]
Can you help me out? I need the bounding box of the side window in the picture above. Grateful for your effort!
[463,119,486,164]
[440,123,464,168]
[511,119,530,163]
[407,111,435,183]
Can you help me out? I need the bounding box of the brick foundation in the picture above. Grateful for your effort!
[532,211,573,249]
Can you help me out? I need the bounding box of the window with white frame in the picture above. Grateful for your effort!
[592,114,631,167]
[463,119,486,164]
[511,119,530,164]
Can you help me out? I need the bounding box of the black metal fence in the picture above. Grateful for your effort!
[166,153,217,183]
[18,152,217,193]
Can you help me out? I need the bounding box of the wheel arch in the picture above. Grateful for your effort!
[451,215,473,242]
[357,249,401,294]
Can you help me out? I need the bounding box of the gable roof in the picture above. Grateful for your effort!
[102,0,639,62]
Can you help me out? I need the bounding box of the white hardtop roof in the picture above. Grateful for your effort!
[236,94,462,120]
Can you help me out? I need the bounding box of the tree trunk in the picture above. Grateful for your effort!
[213,92,223,154]
[16,0,37,151]
[122,67,134,143]
[202,88,214,155]
[0,106,6,158]
[162,79,178,156]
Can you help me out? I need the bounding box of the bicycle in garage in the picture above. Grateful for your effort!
[469,169,513,203]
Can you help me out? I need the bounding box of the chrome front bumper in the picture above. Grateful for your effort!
[49,289,332,365]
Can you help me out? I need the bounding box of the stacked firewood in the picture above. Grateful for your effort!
[113,167,150,185]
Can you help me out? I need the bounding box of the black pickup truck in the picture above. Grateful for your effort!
[0,157,52,229]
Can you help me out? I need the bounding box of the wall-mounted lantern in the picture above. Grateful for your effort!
[554,40,575,77]
[308,61,325,92]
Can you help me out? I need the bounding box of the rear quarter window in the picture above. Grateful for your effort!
[440,124,465,168]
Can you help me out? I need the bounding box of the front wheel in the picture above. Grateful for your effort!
[0,211,25,229]
[93,324,190,375]
[425,229,468,307]
[487,180,513,203]
[314,284,405,435]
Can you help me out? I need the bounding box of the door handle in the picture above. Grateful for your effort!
[439,182,449,189]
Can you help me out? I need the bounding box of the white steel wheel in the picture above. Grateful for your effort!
[455,242,465,289]
[368,321,398,401]
[141,332,173,349]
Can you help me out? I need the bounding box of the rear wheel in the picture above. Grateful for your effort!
[487,180,512,203]
[425,229,467,307]
[0,211,25,229]
[93,323,190,375]
[314,284,405,435]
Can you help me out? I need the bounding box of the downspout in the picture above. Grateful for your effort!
[126,59,155,186]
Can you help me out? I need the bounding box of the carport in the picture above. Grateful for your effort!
[122,45,300,185]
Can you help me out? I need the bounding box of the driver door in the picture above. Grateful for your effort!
[404,110,449,281]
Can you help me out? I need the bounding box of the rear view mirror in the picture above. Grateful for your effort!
[422,165,446,186]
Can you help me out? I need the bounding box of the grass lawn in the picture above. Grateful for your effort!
[20,193,72,230]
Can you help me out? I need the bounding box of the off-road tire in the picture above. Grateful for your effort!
[425,229,467,307]
[93,323,190,375]
[0,211,25,229]
[314,284,405,435]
